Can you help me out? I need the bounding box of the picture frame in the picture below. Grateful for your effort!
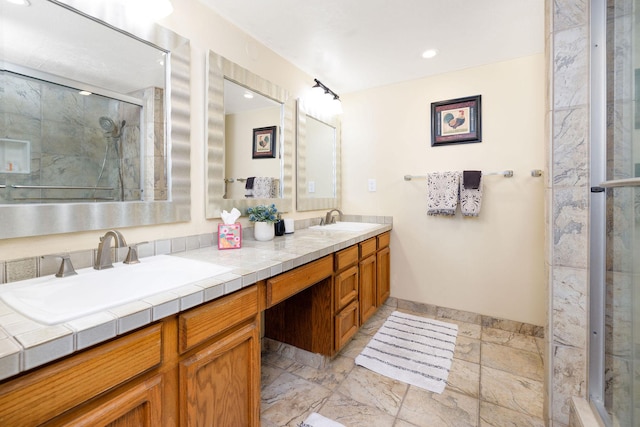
[431,95,482,146]
[252,126,277,158]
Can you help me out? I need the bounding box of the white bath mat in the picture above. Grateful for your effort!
[355,311,458,394]
[299,412,345,427]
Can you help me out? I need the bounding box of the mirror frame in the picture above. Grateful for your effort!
[205,50,293,219]
[296,99,342,212]
[0,0,191,239]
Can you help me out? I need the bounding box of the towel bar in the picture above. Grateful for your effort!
[11,185,114,190]
[403,170,514,181]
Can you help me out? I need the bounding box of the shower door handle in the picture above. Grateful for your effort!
[598,177,640,188]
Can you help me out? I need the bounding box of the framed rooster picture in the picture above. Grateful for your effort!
[252,126,277,158]
[431,95,482,146]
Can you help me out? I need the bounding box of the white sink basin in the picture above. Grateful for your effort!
[0,255,233,325]
[309,222,380,232]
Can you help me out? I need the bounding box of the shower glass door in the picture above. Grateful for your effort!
[591,0,640,424]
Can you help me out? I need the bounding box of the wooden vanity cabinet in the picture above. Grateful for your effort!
[178,285,261,427]
[0,323,165,427]
[0,285,262,427]
[359,238,378,325]
[47,373,165,426]
[264,233,392,356]
[264,256,334,356]
[359,233,391,325]
[333,246,360,352]
[0,233,389,426]
[377,232,391,306]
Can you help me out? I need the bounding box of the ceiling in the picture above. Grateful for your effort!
[197,0,545,94]
[2,0,166,94]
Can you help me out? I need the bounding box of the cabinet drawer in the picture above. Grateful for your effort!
[335,245,358,271]
[335,300,359,351]
[179,285,259,354]
[0,324,162,427]
[334,265,358,312]
[359,238,377,259]
[266,255,333,308]
[377,231,390,249]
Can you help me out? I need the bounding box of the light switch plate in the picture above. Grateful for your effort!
[308,181,315,193]
[368,179,376,192]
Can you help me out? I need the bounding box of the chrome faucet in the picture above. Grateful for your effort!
[324,209,343,225]
[94,230,127,270]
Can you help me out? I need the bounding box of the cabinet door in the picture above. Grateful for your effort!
[377,246,391,306]
[0,324,162,426]
[335,265,358,312]
[359,254,377,325]
[180,319,260,427]
[335,300,359,351]
[55,375,163,427]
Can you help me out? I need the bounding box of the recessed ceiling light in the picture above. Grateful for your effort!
[5,0,30,6]
[421,49,439,59]
[244,92,254,99]
[79,91,92,96]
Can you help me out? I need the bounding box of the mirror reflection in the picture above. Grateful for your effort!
[296,100,341,211]
[0,0,190,238]
[304,115,336,199]
[223,80,282,200]
[206,51,293,219]
[1,0,167,204]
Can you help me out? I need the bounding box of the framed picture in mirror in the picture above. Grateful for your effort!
[431,95,482,146]
[252,126,277,158]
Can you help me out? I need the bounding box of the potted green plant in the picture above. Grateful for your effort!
[247,204,278,241]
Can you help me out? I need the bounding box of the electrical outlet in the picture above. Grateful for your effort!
[368,179,377,192]
[308,181,315,193]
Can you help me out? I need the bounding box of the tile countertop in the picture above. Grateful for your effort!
[0,222,392,381]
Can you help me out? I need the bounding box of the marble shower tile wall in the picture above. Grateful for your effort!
[0,71,143,202]
[548,0,591,425]
[549,0,638,425]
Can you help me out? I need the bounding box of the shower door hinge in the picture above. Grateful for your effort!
[590,186,605,193]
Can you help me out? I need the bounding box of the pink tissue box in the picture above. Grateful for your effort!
[218,223,242,249]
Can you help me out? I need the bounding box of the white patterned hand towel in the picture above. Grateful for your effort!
[460,171,482,217]
[427,171,460,216]
[252,177,273,198]
[270,178,280,198]
[299,412,345,427]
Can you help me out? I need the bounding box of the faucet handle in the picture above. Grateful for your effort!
[124,242,148,265]
[42,254,77,278]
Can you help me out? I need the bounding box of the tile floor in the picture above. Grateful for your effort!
[260,302,545,427]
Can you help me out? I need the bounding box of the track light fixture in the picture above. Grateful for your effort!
[311,79,342,114]
[312,79,339,100]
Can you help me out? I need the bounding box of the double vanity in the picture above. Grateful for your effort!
[0,220,391,426]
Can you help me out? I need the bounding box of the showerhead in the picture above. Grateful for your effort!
[99,116,116,133]
[99,117,126,139]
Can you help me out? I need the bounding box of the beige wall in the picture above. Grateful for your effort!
[1,2,546,326]
[341,54,546,325]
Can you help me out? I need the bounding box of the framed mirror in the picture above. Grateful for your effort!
[296,100,341,211]
[206,51,293,219]
[0,0,190,239]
